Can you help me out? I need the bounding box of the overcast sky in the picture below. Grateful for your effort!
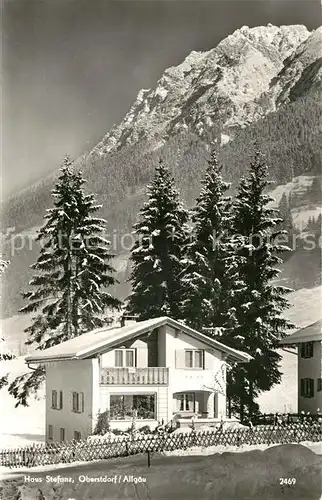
[2,0,321,199]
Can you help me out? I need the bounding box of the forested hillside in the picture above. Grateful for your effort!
[2,89,321,236]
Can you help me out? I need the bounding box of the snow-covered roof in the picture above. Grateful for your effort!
[25,317,252,364]
[280,319,322,345]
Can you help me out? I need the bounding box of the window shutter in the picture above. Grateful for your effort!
[136,347,147,367]
[300,379,305,397]
[318,378,322,392]
[300,344,305,358]
[59,391,63,410]
[72,391,77,412]
[81,392,84,413]
[204,350,213,370]
[310,342,314,358]
[309,379,314,398]
[175,350,185,368]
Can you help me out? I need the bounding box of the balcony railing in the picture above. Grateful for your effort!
[100,367,169,385]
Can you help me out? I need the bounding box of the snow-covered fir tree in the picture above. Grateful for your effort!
[224,150,294,421]
[126,159,189,320]
[0,259,15,389]
[181,149,236,333]
[277,192,294,242]
[8,157,121,406]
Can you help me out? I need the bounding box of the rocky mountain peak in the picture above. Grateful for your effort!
[89,24,313,159]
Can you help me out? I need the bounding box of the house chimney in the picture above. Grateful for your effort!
[120,314,138,327]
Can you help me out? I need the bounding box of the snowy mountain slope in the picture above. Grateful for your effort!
[266,26,322,108]
[89,24,311,158]
[268,175,322,231]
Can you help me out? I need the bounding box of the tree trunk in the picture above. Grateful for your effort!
[239,398,244,423]
[248,381,254,421]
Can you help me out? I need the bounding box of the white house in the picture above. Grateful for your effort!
[280,319,322,413]
[25,316,251,442]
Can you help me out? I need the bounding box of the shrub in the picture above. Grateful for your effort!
[94,410,111,435]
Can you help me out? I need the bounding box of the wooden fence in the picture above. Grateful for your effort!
[252,413,321,426]
[1,422,321,469]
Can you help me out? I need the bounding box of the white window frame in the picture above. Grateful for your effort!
[184,349,204,369]
[178,393,195,412]
[51,389,63,410]
[72,391,84,413]
[109,392,156,420]
[114,348,136,368]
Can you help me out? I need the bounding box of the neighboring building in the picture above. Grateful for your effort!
[280,319,322,413]
[25,316,251,442]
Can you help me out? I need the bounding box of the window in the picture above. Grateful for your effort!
[48,424,53,441]
[74,431,81,441]
[115,349,135,367]
[300,342,314,358]
[178,393,195,412]
[51,390,63,409]
[185,350,204,368]
[72,392,84,413]
[300,378,314,398]
[317,378,322,392]
[60,428,65,442]
[110,394,156,420]
[51,390,57,409]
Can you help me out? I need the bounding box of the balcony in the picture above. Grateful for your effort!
[100,367,169,385]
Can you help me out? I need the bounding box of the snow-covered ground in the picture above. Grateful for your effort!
[163,440,322,457]
[0,441,320,479]
[1,443,321,500]
[0,357,45,449]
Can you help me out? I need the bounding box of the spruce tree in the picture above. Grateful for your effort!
[0,259,15,389]
[8,156,121,406]
[277,192,294,242]
[225,151,294,421]
[181,150,236,333]
[126,159,189,320]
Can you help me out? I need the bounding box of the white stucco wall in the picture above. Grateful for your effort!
[163,325,223,368]
[164,325,227,418]
[298,340,322,413]
[45,359,99,442]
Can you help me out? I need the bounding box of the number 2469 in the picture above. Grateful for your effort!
[279,478,296,485]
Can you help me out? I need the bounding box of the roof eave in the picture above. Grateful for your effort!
[25,355,76,364]
[23,316,252,364]
[279,335,322,346]
[164,318,251,363]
